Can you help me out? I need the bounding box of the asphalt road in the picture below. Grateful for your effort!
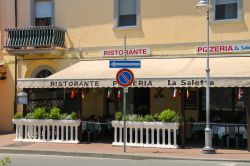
[0,153,249,166]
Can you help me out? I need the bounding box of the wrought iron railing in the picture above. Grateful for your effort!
[4,26,66,50]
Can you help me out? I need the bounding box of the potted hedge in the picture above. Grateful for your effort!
[113,108,181,123]
[12,107,81,143]
[112,108,181,128]
[112,109,181,148]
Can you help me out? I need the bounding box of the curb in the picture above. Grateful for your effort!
[0,149,250,163]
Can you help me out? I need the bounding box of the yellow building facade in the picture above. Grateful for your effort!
[0,0,250,150]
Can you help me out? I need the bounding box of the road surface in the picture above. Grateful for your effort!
[0,153,249,166]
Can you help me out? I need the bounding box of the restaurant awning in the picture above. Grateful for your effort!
[17,57,250,88]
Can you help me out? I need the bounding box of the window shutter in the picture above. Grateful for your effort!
[119,0,136,15]
[210,0,216,22]
[36,0,52,18]
[238,0,242,20]
[216,0,237,5]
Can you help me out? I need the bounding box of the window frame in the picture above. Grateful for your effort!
[210,0,243,23]
[30,0,55,26]
[114,0,141,30]
[31,66,55,78]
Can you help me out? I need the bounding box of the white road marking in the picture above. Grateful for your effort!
[217,163,238,166]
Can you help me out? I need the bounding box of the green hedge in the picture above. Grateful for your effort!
[115,109,181,122]
[13,107,78,120]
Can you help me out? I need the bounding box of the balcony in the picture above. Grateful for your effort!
[4,26,66,55]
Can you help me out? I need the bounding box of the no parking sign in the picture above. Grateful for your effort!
[116,69,134,87]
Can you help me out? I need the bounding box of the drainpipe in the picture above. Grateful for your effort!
[246,89,250,152]
[14,0,17,115]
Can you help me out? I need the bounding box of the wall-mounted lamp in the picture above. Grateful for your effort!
[154,88,164,99]
[17,91,28,104]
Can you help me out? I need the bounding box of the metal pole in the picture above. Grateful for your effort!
[202,7,215,154]
[14,56,17,115]
[123,36,127,153]
[14,0,18,116]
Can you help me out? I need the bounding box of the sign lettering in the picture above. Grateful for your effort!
[102,48,150,56]
[196,44,250,54]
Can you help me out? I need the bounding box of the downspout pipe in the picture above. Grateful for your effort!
[14,0,17,115]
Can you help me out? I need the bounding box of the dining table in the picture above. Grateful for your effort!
[190,122,248,148]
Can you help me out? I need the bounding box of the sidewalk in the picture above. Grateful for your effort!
[0,133,249,162]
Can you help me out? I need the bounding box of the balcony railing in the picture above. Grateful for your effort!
[4,26,66,54]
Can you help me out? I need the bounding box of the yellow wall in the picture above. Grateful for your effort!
[0,56,15,131]
[82,88,105,120]
[2,0,250,54]
[1,0,250,131]
[150,88,182,114]
[54,0,250,56]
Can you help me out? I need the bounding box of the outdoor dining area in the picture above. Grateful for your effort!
[81,121,113,142]
[189,122,248,149]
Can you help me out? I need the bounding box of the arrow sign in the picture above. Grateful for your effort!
[109,60,141,68]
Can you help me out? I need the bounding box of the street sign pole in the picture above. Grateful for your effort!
[123,36,127,153]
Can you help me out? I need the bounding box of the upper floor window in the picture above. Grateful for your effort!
[36,69,52,78]
[115,0,140,28]
[35,0,53,26]
[211,0,242,22]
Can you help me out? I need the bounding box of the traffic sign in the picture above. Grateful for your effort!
[116,69,134,87]
[109,60,141,68]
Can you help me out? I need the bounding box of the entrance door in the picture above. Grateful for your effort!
[133,88,150,115]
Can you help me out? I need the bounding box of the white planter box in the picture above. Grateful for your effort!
[12,119,81,144]
[112,121,180,148]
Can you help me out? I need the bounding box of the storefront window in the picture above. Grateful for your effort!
[27,88,64,111]
[26,69,64,112]
[202,88,232,111]
[202,88,246,112]
[234,88,246,111]
[201,88,246,123]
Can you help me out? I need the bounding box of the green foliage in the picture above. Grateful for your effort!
[171,112,182,122]
[114,109,180,123]
[144,114,154,122]
[45,112,50,119]
[1,157,11,166]
[158,109,181,122]
[65,112,78,120]
[122,115,129,121]
[60,113,67,120]
[65,114,72,120]
[70,112,78,120]
[32,108,46,119]
[49,107,61,119]
[153,113,160,121]
[14,112,23,119]
[22,106,78,120]
[25,112,34,119]
[128,114,137,121]
[135,115,144,122]
[115,112,122,121]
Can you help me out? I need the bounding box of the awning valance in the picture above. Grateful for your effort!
[17,57,250,88]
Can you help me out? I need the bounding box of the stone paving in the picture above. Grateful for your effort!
[0,133,249,161]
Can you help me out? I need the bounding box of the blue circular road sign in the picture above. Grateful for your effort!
[116,69,134,87]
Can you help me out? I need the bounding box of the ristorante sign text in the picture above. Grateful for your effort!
[49,79,214,88]
[102,48,150,57]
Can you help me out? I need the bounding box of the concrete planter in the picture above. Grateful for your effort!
[12,119,81,144]
[112,121,180,148]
